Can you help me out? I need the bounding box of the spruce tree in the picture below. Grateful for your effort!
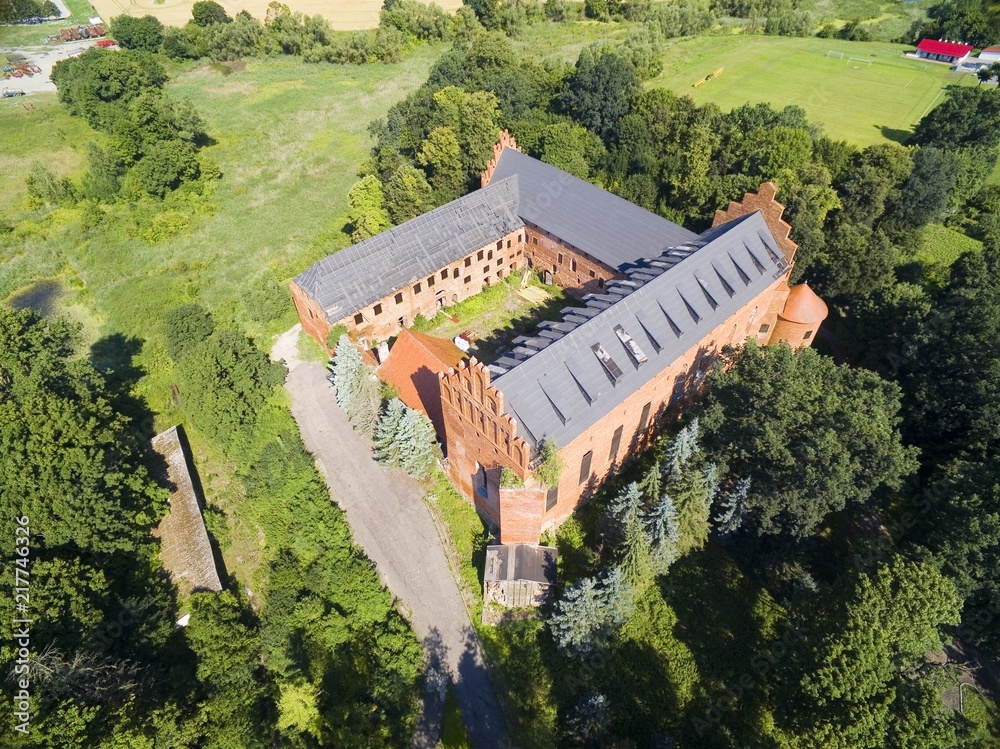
[397,407,440,479]
[374,398,407,468]
[332,335,363,414]
[714,477,750,540]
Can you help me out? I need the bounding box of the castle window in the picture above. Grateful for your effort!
[638,402,652,432]
[759,323,771,334]
[395,293,404,304]
[308,308,314,318]
[504,434,510,453]
[558,253,563,265]
[465,257,472,267]
[497,257,504,265]
[532,237,538,245]
[453,268,460,279]
[488,250,493,260]
[373,304,382,316]
[496,241,502,251]
[598,278,604,289]
[413,283,422,294]
[571,258,578,272]
[506,239,511,249]
[483,265,490,274]
[464,276,472,284]
[478,250,484,261]
[427,275,435,287]
[609,425,623,462]
[803,330,813,340]
[441,270,448,280]
[579,451,593,485]
[589,269,596,278]
[354,313,364,325]
[546,485,558,511]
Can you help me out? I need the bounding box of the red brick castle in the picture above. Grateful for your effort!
[292,133,827,545]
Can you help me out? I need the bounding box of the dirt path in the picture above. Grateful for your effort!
[282,359,508,749]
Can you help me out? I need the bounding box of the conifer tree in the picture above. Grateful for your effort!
[646,492,680,573]
[332,335,363,414]
[714,477,750,540]
[549,569,632,659]
[374,398,407,468]
[397,406,440,479]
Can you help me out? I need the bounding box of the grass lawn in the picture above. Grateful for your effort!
[0,0,99,48]
[917,223,983,268]
[651,35,975,147]
[0,47,442,593]
[413,271,578,363]
[441,685,472,749]
[0,93,97,207]
[513,18,640,63]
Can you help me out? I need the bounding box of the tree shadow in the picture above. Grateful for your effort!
[90,333,155,438]
[455,625,508,749]
[878,125,912,145]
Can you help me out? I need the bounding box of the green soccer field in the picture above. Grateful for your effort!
[650,35,977,147]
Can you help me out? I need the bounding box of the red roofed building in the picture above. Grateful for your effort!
[916,38,973,64]
[377,329,468,439]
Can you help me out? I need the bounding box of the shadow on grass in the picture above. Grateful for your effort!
[878,125,912,144]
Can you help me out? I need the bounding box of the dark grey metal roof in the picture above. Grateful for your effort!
[294,176,524,322]
[491,212,789,449]
[489,148,698,270]
[484,544,558,584]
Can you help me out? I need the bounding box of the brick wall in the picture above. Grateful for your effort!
[335,229,527,345]
[295,229,529,349]
[290,280,332,351]
[498,485,547,544]
[439,359,532,529]
[523,222,622,297]
[535,275,791,535]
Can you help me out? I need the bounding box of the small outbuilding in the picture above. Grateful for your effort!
[377,329,468,438]
[979,45,1000,63]
[483,543,557,614]
[916,38,973,64]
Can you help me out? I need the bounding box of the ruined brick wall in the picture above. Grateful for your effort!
[523,222,622,297]
[439,359,532,529]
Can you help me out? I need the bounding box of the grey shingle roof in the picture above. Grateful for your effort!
[491,212,789,450]
[295,176,524,322]
[489,148,698,270]
[484,544,558,584]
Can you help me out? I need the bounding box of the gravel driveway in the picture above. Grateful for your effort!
[282,359,508,749]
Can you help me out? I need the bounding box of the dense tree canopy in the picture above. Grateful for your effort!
[698,341,918,539]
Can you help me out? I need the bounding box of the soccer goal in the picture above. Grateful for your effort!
[848,57,873,68]
[826,50,844,59]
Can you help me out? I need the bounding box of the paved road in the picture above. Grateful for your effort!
[283,360,508,749]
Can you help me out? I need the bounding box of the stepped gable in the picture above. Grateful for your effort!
[713,181,797,263]
[294,176,523,322]
[490,212,789,449]
[488,146,698,271]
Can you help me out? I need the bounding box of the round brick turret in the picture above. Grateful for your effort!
[770,283,828,348]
